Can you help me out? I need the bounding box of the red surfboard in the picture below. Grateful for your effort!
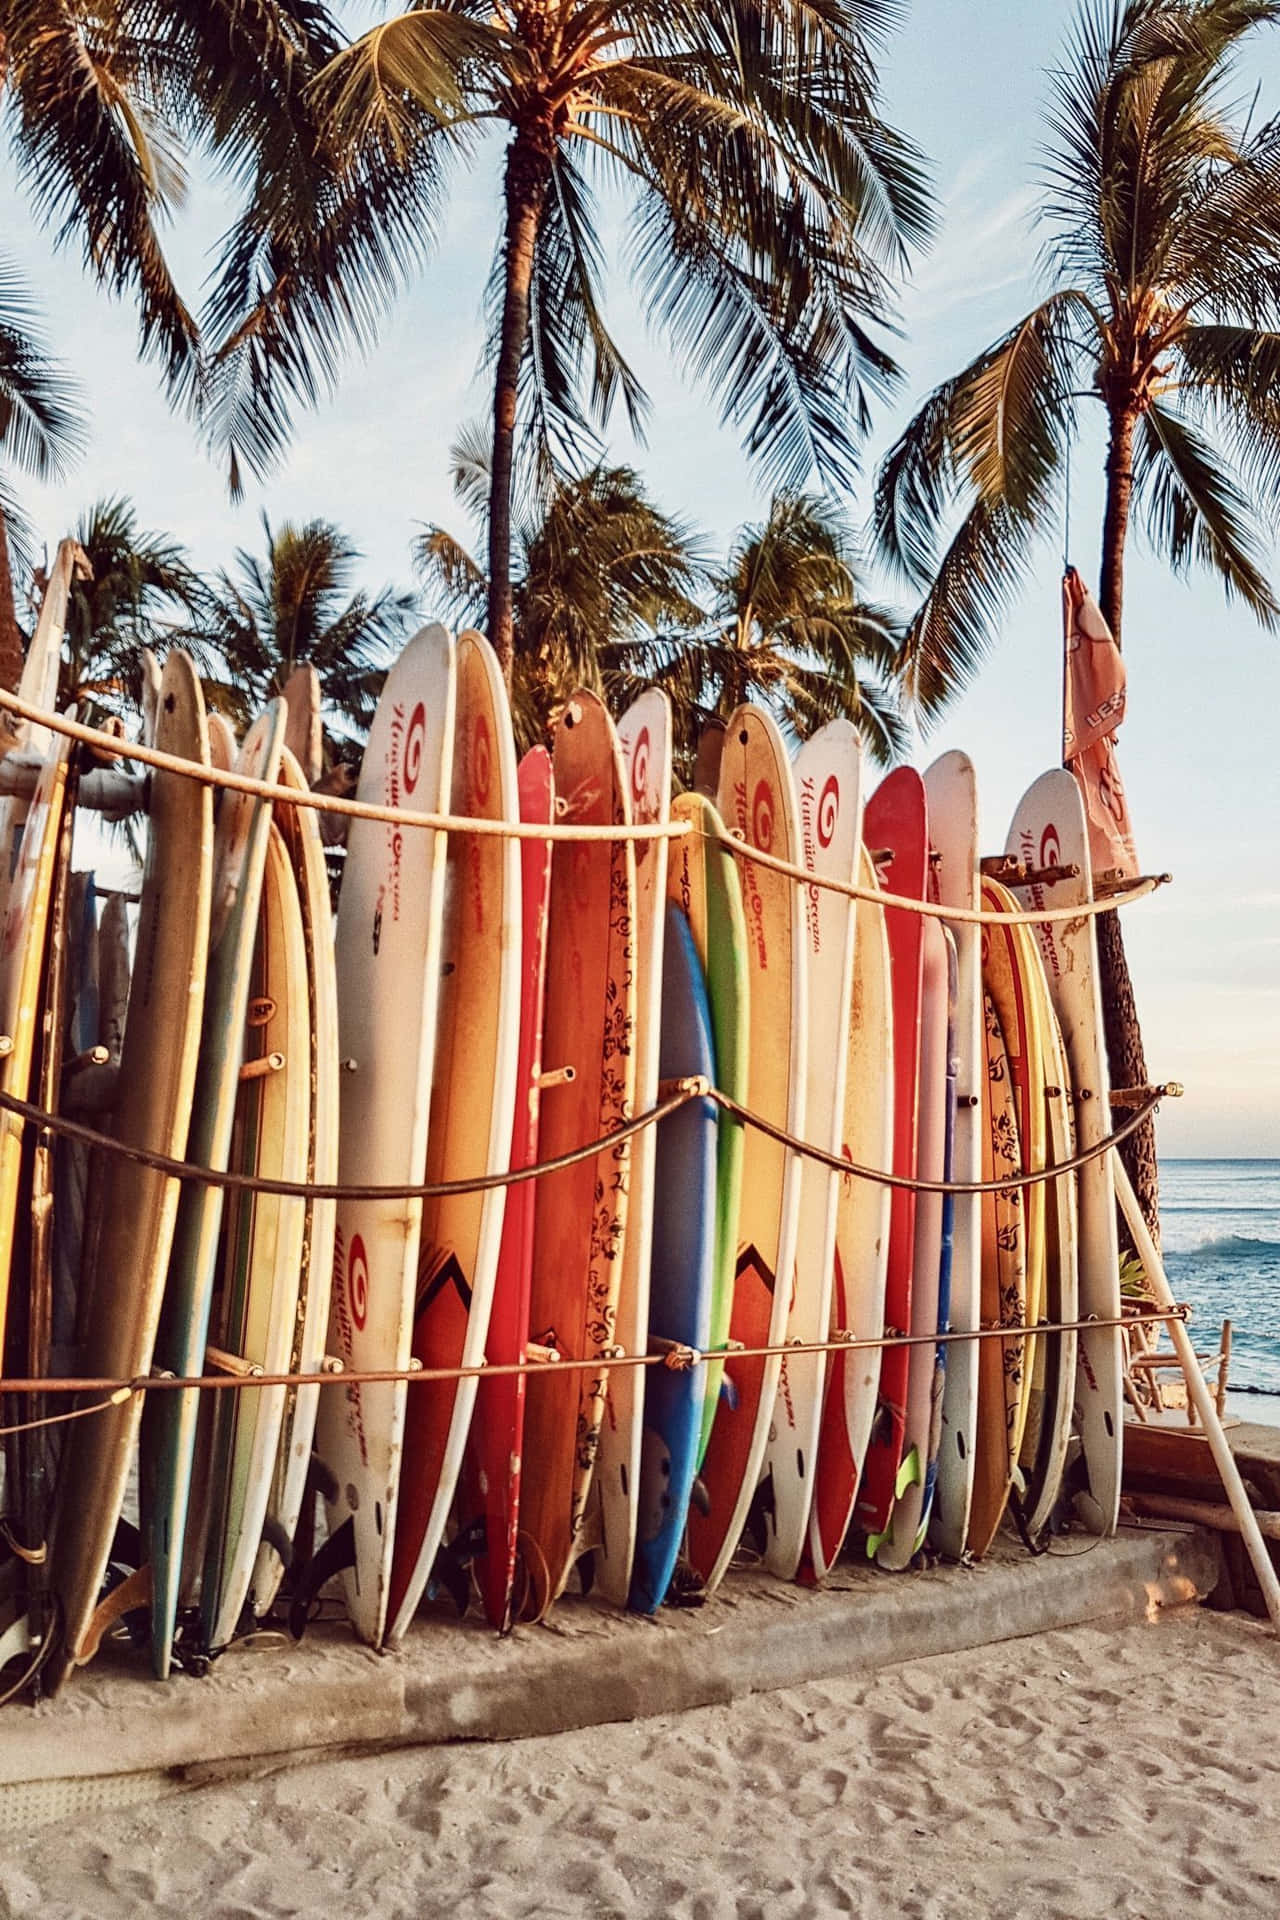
[853,768,927,1547]
[457,749,554,1631]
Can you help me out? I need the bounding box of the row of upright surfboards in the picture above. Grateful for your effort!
[0,614,1123,1693]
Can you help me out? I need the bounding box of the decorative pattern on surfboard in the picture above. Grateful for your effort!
[519,690,636,1618]
[594,690,672,1606]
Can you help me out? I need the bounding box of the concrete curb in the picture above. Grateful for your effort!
[2,1525,1216,1813]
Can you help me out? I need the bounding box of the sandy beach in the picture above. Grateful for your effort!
[0,1604,1275,1918]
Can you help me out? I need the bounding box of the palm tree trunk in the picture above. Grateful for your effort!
[488,123,555,681]
[0,506,25,698]
[1098,399,1161,1249]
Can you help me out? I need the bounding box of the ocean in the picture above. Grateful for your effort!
[1160,1160,1280,1422]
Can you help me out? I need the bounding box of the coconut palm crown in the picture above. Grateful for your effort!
[611,492,906,774]
[212,1,933,676]
[875,0,1280,708]
[188,514,418,749]
[58,495,207,718]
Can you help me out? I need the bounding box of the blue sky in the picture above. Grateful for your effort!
[6,0,1279,1155]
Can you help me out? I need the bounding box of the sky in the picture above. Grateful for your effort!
[5,0,1279,1157]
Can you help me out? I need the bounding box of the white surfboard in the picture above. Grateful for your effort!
[923,751,982,1559]
[0,540,80,922]
[593,690,672,1605]
[761,720,860,1578]
[384,628,522,1644]
[805,846,893,1578]
[319,623,456,1647]
[1006,771,1120,1535]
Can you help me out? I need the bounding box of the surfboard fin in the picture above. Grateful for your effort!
[744,1471,776,1554]
[287,1516,355,1640]
[718,1374,739,1412]
[895,1448,922,1501]
[426,1515,487,1617]
[689,1475,711,1518]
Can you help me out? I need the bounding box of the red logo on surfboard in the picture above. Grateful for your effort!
[1040,823,1060,870]
[403,703,426,795]
[817,774,839,847]
[630,727,650,811]
[751,778,775,852]
[472,713,492,806]
[348,1234,369,1331]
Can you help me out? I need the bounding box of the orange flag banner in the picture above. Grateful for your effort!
[1062,567,1138,882]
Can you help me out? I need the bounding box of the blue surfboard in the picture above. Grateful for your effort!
[629,906,717,1615]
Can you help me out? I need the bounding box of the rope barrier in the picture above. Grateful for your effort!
[0,1080,1169,1202]
[0,1305,1189,1429]
[0,686,1169,925]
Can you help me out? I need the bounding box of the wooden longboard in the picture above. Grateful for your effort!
[0,540,79,929]
[1018,982,1078,1540]
[145,703,287,1678]
[854,769,927,1545]
[980,877,1048,1470]
[520,691,636,1618]
[0,727,72,1367]
[46,652,213,1691]
[762,720,860,1579]
[199,820,311,1652]
[923,752,983,1560]
[967,990,1028,1557]
[386,630,521,1645]
[457,747,554,1634]
[629,906,716,1615]
[249,748,341,1618]
[319,624,456,1649]
[1006,771,1121,1536]
[686,707,807,1595]
[804,847,893,1580]
[594,691,671,1607]
[666,792,749,1470]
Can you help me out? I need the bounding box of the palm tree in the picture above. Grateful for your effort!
[872,0,1280,1234]
[211,2,932,677]
[613,492,906,775]
[417,430,705,750]
[188,514,418,751]
[56,496,206,719]
[0,259,85,692]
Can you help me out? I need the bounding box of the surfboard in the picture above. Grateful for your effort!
[685,706,807,1595]
[519,690,636,1618]
[144,702,287,1678]
[0,540,78,926]
[594,691,671,1607]
[319,624,456,1649]
[876,914,952,1568]
[208,714,237,773]
[281,664,323,785]
[854,769,927,1547]
[1006,771,1121,1537]
[457,747,554,1634]
[966,990,1028,1557]
[199,821,311,1653]
[46,651,213,1690]
[249,748,341,1619]
[666,792,749,1470]
[629,906,716,1615]
[923,752,983,1559]
[6,746,77,1586]
[0,724,71,1370]
[761,720,860,1579]
[385,629,522,1645]
[1018,983,1078,1541]
[803,847,893,1580]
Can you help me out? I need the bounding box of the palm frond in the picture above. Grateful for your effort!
[1136,398,1280,621]
[0,257,86,480]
